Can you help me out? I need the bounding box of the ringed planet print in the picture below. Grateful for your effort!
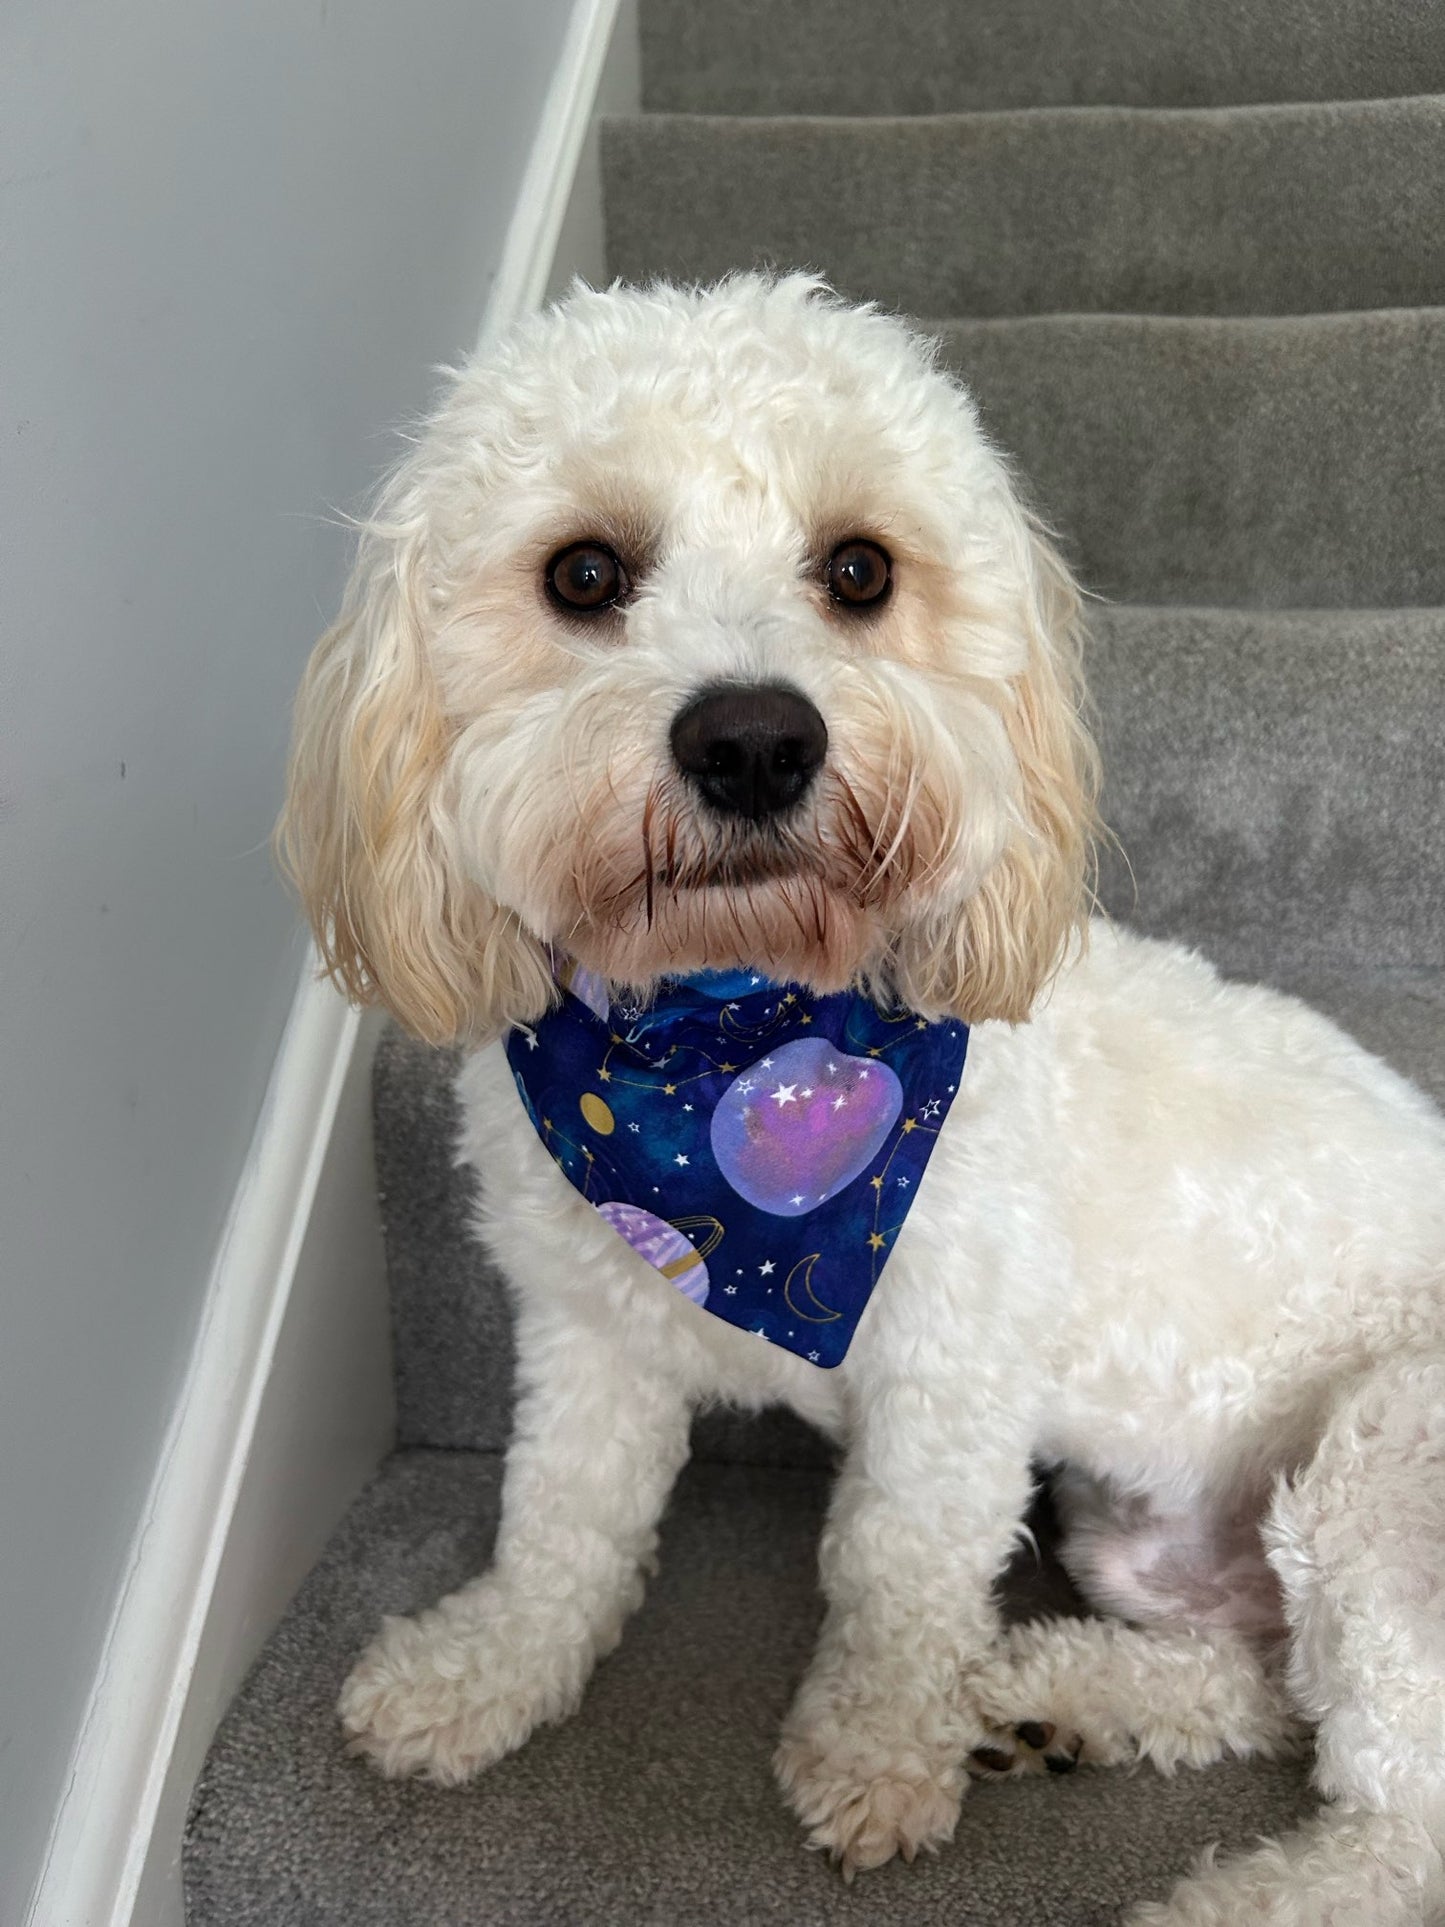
[506,965,969,1368]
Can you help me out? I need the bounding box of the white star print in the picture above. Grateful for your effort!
[759,1057,774,1070]
[808,1351,820,1363]
[790,1193,806,1206]
[759,1260,775,1276]
[674,1153,690,1166]
[857,1067,871,1080]
[518,1026,538,1050]
[683,1103,694,1111]
[826,1061,838,1074]
[724,1285,737,1295]
[897,1175,910,1187]
[832,1094,847,1110]
[801,1087,814,1098]
[738,1080,755,1094]
[771,1083,798,1107]
[628,1122,640,1133]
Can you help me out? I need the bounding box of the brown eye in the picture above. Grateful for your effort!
[546,541,629,613]
[826,538,892,609]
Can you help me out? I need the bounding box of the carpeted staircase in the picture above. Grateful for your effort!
[184,5,1445,1921]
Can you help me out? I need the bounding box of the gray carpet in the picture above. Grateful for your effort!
[186,0,1445,1920]
[603,101,1445,320]
[1086,607,1445,975]
[641,0,1445,116]
[185,1453,1314,1927]
[934,315,1445,606]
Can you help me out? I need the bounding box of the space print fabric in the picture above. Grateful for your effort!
[505,962,969,1369]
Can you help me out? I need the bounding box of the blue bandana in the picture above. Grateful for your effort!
[505,965,969,1368]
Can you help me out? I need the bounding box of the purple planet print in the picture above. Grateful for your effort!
[596,1201,710,1304]
[711,1039,903,1216]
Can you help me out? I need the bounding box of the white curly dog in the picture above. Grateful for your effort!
[280,276,1445,1925]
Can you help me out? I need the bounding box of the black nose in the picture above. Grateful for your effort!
[670,683,828,820]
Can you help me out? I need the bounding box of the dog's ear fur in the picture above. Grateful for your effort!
[897,515,1100,1025]
[275,520,553,1046]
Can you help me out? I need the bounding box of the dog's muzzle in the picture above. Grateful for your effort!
[669,682,827,821]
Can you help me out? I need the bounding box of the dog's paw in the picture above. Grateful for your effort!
[339,1595,583,1784]
[966,1718,1088,1779]
[968,1617,1304,1779]
[774,1723,963,1877]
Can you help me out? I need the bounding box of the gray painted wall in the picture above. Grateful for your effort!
[0,2,575,1913]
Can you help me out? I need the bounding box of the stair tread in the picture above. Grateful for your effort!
[641,0,1445,116]
[1089,606,1445,979]
[602,99,1445,319]
[930,309,1445,606]
[185,1449,1312,1926]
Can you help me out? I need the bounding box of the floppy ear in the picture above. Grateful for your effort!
[898,515,1101,1024]
[275,522,553,1046]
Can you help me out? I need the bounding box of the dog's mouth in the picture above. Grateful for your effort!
[556,769,933,990]
[655,836,806,894]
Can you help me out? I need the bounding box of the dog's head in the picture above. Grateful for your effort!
[279,276,1098,1045]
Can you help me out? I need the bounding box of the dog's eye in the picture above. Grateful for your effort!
[825,539,892,609]
[546,541,629,614]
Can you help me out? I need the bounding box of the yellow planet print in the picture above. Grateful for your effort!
[579,1092,615,1135]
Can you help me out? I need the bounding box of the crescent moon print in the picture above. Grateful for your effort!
[782,1252,842,1323]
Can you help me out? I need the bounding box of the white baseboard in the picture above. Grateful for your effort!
[31,970,394,1927]
[27,6,639,1926]
[483,0,639,338]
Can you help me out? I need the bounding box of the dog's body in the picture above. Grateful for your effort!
[282,278,1445,1923]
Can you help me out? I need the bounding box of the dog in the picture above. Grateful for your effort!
[278,275,1445,1925]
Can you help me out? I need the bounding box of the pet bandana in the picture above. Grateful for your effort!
[508,963,974,1372]
[505,963,969,1368]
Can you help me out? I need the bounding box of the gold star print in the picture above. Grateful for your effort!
[868,1047,883,1058]
[783,993,796,1005]
[542,1118,552,1131]
[868,1232,887,1251]
[610,1032,623,1044]
[663,1083,677,1095]
[916,1019,928,1030]
[597,1068,611,1082]
[902,1118,917,1133]
[800,1014,812,1025]
[720,1062,738,1073]
[870,1176,884,1190]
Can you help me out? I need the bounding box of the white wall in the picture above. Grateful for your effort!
[0,3,576,1917]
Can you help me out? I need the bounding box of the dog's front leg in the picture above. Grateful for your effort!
[340,1294,692,1783]
[775,1356,1035,1876]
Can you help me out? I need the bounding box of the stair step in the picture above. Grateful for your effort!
[641,0,1445,116]
[933,310,1445,606]
[184,1449,1311,1925]
[602,99,1445,319]
[1090,607,1445,981]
